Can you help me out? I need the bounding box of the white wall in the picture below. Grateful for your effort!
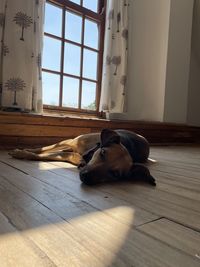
[163,0,194,123]
[187,0,200,126]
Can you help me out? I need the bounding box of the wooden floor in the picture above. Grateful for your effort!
[0,147,200,267]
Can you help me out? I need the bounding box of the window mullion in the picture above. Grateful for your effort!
[48,0,103,22]
[59,7,66,107]
[78,15,85,109]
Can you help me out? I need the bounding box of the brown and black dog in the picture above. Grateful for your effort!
[9,129,156,186]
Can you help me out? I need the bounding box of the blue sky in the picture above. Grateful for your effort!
[42,1,99,110]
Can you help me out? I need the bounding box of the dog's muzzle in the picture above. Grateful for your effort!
[80,169,94,185]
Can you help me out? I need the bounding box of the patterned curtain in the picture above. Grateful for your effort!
[0,0,44,113]
[100,0,129,113]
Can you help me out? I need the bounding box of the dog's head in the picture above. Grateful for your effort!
[79,129,156,186]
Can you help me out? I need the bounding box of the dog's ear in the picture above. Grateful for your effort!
[127,163,156,186]
[100,129,120,147]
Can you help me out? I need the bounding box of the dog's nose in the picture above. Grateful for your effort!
[80,169,95,185]
[80,169,89,181]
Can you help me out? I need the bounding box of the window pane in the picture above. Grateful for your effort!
[83,49,98,80]
[81,80,96,110]
[84,19,99,49]
[42,72,60,106]
[64,43,81,76]
[70,0,81,4]
[65,11,82,44]
[83,0,98,12]
[63,77,79,108]
[44,3,62,37]
[43,36,61,71]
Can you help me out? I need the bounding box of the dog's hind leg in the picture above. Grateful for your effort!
[23,139,75,154]
[9,150,82,165]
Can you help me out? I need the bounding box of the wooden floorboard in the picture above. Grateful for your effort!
[0,212,55,267]
[137,218,200,258]
[0,147,200,266]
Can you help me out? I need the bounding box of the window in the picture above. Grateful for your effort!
[42,0,106,113]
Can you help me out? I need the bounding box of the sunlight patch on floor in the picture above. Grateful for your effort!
[0,206,135,267]
[38,161,77,171]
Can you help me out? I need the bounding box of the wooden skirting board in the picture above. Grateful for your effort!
[0,111,200,149]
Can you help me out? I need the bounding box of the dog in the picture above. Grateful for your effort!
[9,129,156,186]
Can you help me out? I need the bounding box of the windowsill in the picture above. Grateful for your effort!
[0,109,107,122]
[1,109,199,128]
[43,107,105,120]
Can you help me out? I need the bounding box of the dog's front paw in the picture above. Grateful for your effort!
[149,175,156,186]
